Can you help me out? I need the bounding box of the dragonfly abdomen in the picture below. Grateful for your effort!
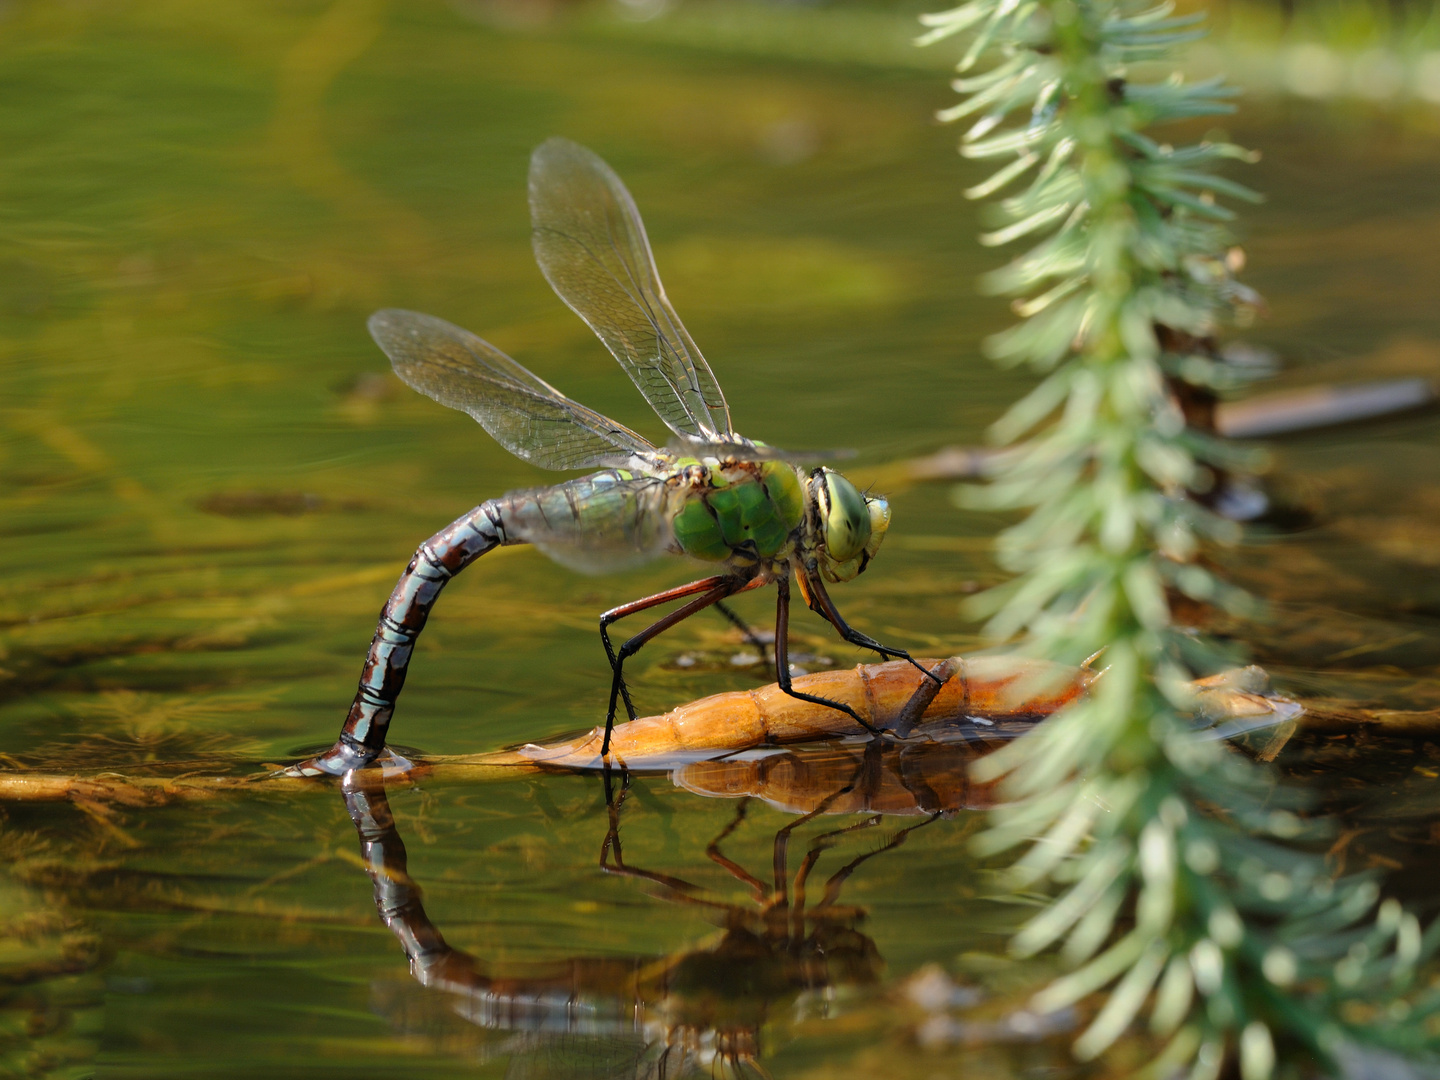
[490,470,675,574]
[672,460,806,563]
[288,502,508,774]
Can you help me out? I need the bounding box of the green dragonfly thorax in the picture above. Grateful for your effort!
[670,459,889,583]
[671,458,806,567]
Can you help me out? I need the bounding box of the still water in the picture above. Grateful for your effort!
[3,1,1440,1075]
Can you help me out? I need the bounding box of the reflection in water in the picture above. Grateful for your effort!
[342,738,985,1078]
[671,736,997,816]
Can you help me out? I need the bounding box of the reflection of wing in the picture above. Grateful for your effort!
[493,473,680,575]
[369,309,657,471]
[500,1033,656,1080]
[529,138,732,443]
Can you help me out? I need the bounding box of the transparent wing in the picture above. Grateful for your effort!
[369,309,657,471]
[672,437,855,464]
[493,473,681,575]
[529,138,733,442]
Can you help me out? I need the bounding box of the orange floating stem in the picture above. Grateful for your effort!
[520,655,1094,770]
[0,657,1305,805]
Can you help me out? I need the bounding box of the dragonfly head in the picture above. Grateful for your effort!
[809,468,891,583]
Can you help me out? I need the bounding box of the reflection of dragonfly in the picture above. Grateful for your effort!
[293,138,928,777]
[342,739,967,1078]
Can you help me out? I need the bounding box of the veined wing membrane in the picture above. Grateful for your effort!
[672,437,856,464]
[368,309,657,471]
[529,137,733,442]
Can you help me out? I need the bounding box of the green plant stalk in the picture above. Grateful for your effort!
[921,0,1440,1072]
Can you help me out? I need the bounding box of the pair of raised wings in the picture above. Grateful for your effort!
[369,138,736,473]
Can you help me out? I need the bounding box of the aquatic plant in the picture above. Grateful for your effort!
[919,0,1440,1072]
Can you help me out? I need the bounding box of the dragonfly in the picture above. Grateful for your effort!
[289,138,932,777]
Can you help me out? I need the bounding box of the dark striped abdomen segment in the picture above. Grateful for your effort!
[289,470,674,777]
[292,501,507,775]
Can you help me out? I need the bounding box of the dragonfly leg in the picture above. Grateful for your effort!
[773,576,883,736]
[599,575,732,732]
[706,800,768,903]
[599,766,630,872]
[600,575,765,755]
[600,770,719,904]
[816,810,942,911]
[798,567,942,685]
[284,502,507,777]
[712,600,772,676]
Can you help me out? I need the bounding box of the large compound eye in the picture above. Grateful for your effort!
[820,470,871,563]
[863,495,890,560]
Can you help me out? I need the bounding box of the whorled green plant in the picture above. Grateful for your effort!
[919,0,1440,1074]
